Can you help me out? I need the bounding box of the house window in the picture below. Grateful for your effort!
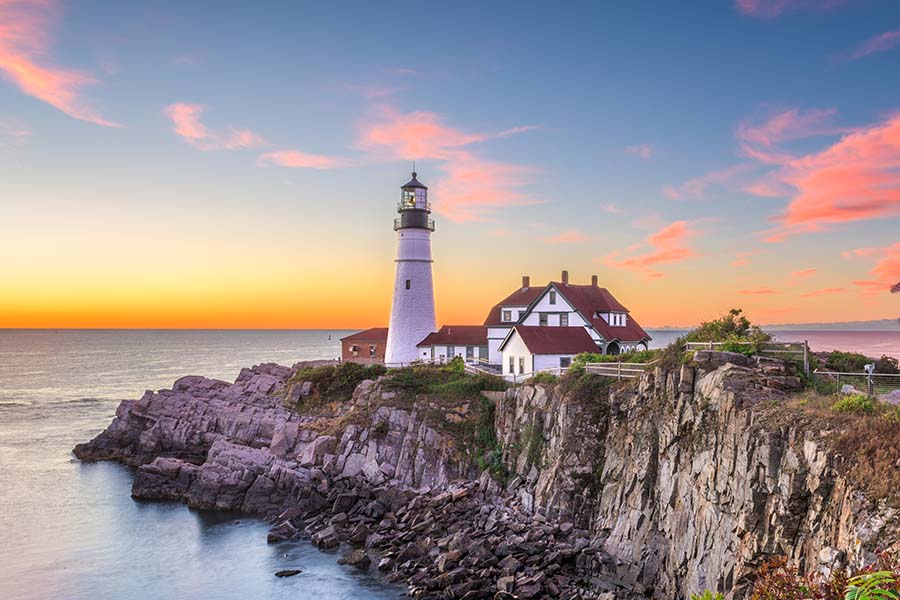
[479,346,488,359]
[539,313,548,326]
[502,310,512,322]
[448,346,456,357]
[349,344,359,357]
[518,357,525,374]
[369,345,377,357]
[549,291,557,305]
[431,347,435,360]
[405,279,411,290]
[560,313,568,327]
[466,346,474,359]
[517,310,525,320]
[509,355,515,374]
[560,357,571,368]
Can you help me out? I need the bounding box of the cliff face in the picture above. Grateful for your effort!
[74,353,900,599]
[495,352,900,598]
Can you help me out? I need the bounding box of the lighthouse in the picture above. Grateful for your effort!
[385,172,437,365]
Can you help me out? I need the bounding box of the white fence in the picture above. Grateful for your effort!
[584,361,653,380]
[685,340,809,375]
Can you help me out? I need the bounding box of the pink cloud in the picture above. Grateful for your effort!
[357,106,540,221]
[841,247,880,259]
[848,29,900,61]
[731,250,762,267]
[734,0,844,18]
[542,229,588,244]
[256,149,347,170]
[736,107,837,148]
[625,143,654,159]
[0,0,116,126]
[164,103,266,152]
[853,243,900,296]
[603,220,698,279]
[663,163,756,200]
[800,287,845,297]
[600,202,624,214]
[738,287,781,295]
[0,117,29,148]
[790,267,816,278]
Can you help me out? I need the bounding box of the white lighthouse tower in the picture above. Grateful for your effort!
[385,171,437,365]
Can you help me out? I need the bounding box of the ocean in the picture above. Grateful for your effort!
[1,328,898,600]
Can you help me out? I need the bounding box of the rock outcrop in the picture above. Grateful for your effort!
[74,353,900,599]
[496,354,900,598]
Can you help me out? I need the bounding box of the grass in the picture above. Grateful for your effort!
[782,391,900,504]
[288,361,386,406]
[381,358,507,399]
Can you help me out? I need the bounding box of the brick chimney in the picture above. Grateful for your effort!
[591,274,598,287]
[561,270,569,285]
[522,275,530,290]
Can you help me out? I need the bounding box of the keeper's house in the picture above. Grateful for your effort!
[340,327,388,365]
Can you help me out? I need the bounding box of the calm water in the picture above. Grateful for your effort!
[0,329,402,600]
[1,328,898,600]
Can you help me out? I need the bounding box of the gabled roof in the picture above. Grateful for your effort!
[340,327,389,343]
[483,285,545,326]
[542,282,651,343]
[499,325,599,354]
[417,325,487,347]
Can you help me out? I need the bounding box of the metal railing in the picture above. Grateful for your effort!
[811,369,900,398]
[685,340,810,375]
[397,201,432,212]
[393,217,435,231]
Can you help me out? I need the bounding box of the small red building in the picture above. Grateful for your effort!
[340,327,389,365]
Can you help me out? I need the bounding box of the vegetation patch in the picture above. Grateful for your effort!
[526,371,559,385]
[288,361,386,406]
[831,393,876,414]
[571,348,660,368]
[748,552,900,600]
[381,357,507,399]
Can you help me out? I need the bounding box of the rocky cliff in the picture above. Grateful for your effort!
[74,353,900,599]
[495,351,900,598]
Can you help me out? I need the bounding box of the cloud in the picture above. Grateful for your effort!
[663,163,756,200]
[600,202,625,214]
[257,149,347,170]
[790,267,816,278]
[0,117,29,148]
[0,0,117,126]
[164,103,266,151]
[734,0,844,18]
[357,106,540,221]
[760,112,900,241]
[542,229,588,244]
[731,250,762,267]
[800,287,845,297]
[625,143,654,159]
[841,247,880,259]
[603,220,698,279]
[736,107,838,149]
[847,29,900,61]
[738,287,781,295]
[853,242,900,296]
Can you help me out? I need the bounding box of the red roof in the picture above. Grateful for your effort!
[483,285,545,326]
[502,325,599,354]
[340,327,388,343]
[547,282,651,343]
[417,325,487,347]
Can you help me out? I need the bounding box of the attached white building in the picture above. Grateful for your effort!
[497,271,651,376]
[416,325,488,363]
[483,276,545,365]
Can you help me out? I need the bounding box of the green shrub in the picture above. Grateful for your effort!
[831,393,876,414]
[825,351,872,373]
[691,592,724,600]
[685,308,771,346]
[527,371,559,385]
[290,362,386,403]
[382,364,507,398]
[876,355,900,374]
[845,571,899,600]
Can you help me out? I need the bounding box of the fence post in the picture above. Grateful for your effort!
[617,362,621,381]
[803,341,809,377]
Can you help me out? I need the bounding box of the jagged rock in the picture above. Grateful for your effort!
[338,549,371,570]
[274,569,301,577]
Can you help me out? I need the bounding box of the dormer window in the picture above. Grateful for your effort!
[502,310,512,322]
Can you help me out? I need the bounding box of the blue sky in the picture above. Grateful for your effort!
[1,0,899,327]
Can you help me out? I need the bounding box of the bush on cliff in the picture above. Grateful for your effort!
[823,350,900,374]
[382,363,507,399]
[749,552,900,600]
[831,393,876,414]
[291,362,386,403]
[571,348,660,368]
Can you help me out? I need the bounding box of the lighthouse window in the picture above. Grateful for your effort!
[405,279,411,290]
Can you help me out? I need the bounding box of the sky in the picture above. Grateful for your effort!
[1,0,900,329]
